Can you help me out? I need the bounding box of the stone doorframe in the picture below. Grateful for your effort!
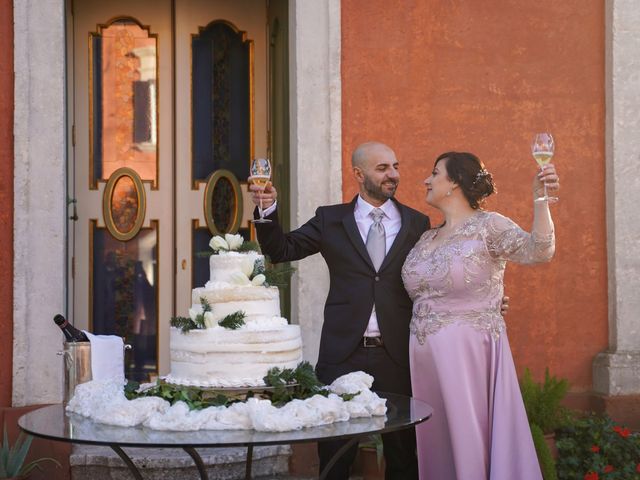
[12,0,341,405]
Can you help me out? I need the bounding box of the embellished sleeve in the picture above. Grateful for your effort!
[483,212,555,264]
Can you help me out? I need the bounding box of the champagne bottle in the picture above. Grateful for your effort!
[53,314,89,342]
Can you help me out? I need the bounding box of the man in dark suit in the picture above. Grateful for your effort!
[250,142,428,479]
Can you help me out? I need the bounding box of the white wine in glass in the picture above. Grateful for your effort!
[249,158,272,223]
[531,133,558,203]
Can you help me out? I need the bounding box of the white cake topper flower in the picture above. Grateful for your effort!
[209,233,245,253]
[251,274,266,286]
[225,233,244,250]
[209,236,229,252]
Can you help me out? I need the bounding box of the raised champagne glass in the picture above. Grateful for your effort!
[531,133,558,203]
[250,157,272,223]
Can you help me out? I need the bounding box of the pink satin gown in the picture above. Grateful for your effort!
[401,211,554,480]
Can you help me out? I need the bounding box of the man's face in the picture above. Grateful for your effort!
[357,148,400,204]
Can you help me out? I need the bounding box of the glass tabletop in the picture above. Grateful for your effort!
[19,392,432,448]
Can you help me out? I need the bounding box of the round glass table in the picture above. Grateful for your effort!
[19,392,432,480]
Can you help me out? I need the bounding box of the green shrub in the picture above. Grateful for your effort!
[520,367,571,434]
[531,422,558,480]
[520,367,572,480]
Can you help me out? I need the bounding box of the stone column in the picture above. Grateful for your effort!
[592,0,640,402]
[289,0,342,364]
[12,0,67,405]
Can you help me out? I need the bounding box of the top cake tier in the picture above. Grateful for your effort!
[208,251,263,285]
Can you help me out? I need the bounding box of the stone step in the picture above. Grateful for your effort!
[70,444,291,480]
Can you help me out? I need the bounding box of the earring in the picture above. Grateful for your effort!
[446,190,452,197]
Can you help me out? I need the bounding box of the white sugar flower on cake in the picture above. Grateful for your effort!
[209,233,245,253]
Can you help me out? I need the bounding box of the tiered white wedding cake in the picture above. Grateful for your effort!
[164,234,303,388]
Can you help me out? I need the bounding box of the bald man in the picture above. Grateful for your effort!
[249,142,428,479]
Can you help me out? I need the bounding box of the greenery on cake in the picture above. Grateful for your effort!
[124,361,359,410]
[170,297,212,332]
[218,311,246,330]
[262,260,296,288]
[171,299,248,332]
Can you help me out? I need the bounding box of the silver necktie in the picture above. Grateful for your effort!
[366,208,386,271]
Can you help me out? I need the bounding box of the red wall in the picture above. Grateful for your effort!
[341,1,607,391]
[0,0,14,407]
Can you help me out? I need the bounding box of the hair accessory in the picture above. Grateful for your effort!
[473,169,490,185]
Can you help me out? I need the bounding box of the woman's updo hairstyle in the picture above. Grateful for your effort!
[435,151,496,209]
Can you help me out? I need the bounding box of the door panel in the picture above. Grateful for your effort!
[72,0,173,380]
[174,0,268,316]
[71,0,268,380]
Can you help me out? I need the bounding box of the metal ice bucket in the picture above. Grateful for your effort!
[57,341,92,404]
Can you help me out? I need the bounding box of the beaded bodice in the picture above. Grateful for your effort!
[401,211,554,344]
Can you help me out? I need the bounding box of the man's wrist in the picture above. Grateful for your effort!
[261,201,277,216]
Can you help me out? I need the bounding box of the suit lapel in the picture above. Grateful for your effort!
[379,199,411,272]
[342,196,375,269]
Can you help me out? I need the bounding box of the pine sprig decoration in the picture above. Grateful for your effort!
[200,297,212,313]
[170,316,198,333]
[237,240,261,253]
[263,262,296,288]
[219,311,246,330]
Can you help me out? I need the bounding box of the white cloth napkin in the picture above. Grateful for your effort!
[83,331,125,382]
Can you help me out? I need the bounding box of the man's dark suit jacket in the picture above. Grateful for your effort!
[256,196,430,369]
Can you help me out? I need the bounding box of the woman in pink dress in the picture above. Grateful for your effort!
[401,151,558,479]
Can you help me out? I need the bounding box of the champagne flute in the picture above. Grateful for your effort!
[249,158,273,223]
[531,133,558,203]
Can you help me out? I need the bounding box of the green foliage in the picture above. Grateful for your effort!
[264,361,327,405]
[170,297,211,332]
[531,422,558,480]
[218,311,246,330]
[125,362,360,410]
[556,414,640,480]
[263,361,359,406]
[237,240,261,253]
[0,424,60,478]
[169,316,199,333]
[125,380,232,409]
[520,367,571,434]
[262,259,296,288]
[520,368,572,480]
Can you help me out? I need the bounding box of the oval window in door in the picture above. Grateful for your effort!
[103,167,147,241]
[203,169,243,235]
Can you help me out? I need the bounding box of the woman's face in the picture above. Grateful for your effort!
[425,158,456,207]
